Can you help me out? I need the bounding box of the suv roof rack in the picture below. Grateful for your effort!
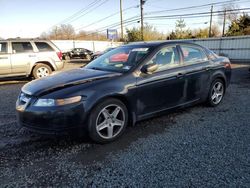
[6,37,47,40]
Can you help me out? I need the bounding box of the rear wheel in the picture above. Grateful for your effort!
[207,79,225,107]
[88,98,128,143]
[86,54,91,61]
[65,55,71,61]
[32,63,52,79]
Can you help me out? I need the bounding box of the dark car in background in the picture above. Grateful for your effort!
[92,47,116,59]
[63,48,93,61]
[16,41,231,143]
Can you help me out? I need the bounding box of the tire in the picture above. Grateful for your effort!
[65,55,71,61]
[207,79,225,107]
[32,63,52,79]
[88,98,128,143]
[86,54,91,61]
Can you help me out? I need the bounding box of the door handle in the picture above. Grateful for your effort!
[176,72,185,79]
[203,66,211,71]
[0,57,8,59]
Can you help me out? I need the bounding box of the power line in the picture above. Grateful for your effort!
[85,8,250,36]
[75,5,138,31]
[81,19,140,38]
[64,0,110,24]
[143,8,250,20]
[83,0,242,33]
[73,3,249,39]
[51,0,100,27]
[76,8,250,39]
[144,0,240,15]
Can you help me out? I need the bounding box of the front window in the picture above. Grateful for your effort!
[146,46,180,72]
[86,46,151,72]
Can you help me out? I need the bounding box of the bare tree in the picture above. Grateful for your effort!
[210,24,221,37]
[60,24,75,40]
[40,32,48,39]
[41,24,75,40]
[47,26,61,40]
[218,3,240,35]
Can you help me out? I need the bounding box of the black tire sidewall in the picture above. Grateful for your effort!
[207,79,225,107]
[33,63,52,79]
[88,98,128,143]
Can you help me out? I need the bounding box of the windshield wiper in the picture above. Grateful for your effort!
[88,67,104,71]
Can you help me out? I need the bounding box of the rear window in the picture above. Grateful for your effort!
[35,42,54,52]
[0,42,7,53]
[181,45,208,64]
[12,42,33,53]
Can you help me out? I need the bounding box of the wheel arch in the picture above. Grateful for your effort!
[86,94,136,127]
[30,61,55,76]
[211,73,227,88]
[202,72,227,102]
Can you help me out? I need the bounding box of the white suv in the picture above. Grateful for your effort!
[0,39,64,79]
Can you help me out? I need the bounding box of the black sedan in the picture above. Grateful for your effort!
[63,48,93,61]
[16,41,231,143]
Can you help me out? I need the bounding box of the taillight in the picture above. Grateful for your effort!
[57,52,62,60]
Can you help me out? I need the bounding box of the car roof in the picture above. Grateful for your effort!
[1,38,51,43]
[123,40,205,49]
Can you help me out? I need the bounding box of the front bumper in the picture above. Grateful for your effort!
[16,97,87,134]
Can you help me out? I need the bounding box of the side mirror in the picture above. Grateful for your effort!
[141,63,158,74]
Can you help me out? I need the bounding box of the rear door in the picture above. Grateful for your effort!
[179,44,211,102]
[10,41,36,74]
[0,41,11,75]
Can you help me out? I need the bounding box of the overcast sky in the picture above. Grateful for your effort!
[1,0,250,39]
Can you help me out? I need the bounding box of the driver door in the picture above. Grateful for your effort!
[136,45,187,118]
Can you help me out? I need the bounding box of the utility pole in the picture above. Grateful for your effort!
[120,0,124,40]
[208,5,213,37]
[222,9,226,37]
[140,0,145,41]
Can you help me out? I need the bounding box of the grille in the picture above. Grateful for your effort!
[19,92,31,105]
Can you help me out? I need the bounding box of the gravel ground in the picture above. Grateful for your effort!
[0,64,250,187]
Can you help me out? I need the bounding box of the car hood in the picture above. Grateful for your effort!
[22,68,121,96]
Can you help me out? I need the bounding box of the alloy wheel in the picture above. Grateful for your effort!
[211,82,224,105]
[96,104,125,139]
[36,67,50,78]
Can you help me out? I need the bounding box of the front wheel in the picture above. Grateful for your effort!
[88,98,128,143]
[207,79,225,107]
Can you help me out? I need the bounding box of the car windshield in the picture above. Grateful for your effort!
[104,48,114,53]
[86,46,151,73]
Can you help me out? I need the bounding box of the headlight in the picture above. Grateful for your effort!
[34,96,82,107]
